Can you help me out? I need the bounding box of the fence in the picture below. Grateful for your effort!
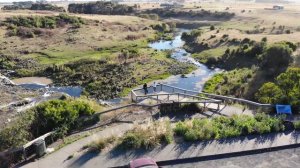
[131,84,274,111]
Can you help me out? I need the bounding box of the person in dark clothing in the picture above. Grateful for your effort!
[143,83,148,95]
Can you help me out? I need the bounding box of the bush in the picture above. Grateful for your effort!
[121,133,143,149]
[0,112,35,151]
[210,25,215,31]
[174,121,190,136]
[173,114,285,141]
[294,121,300,130]
[184,130,198,141]
[119,120,173,150]
[89,136,116,152]
[33,99,95,136]
[256,68,300,109]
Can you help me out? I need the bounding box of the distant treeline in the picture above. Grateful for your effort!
[2,2,65,12]
[68,1,136,15]
[141,9,235,20]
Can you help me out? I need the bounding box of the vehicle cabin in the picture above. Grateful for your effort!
[273,5,284,10]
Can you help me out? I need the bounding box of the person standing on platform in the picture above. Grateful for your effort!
[143,83,148,95]
[153,82,157,93]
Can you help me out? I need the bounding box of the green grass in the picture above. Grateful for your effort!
[191,45,239,65]
[192,47,230,64]
[203,68,254,96]
[218,21,259,31]
[25,40,150,65]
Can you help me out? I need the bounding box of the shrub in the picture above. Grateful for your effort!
[173,114,285,141]
[210,25,215,31]
[294,121,300,130]
[184,130,198,141]
[174,121,190,136]
[89,136,116,152]
[121,133,142,149]
[119,120,173,150]
[0,112,35,151]
[256,68,300,109]
[32,99,95,136]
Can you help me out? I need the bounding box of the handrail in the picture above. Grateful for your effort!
[23,132,54,149]
[131,84,273,108]
[160,84,273,107]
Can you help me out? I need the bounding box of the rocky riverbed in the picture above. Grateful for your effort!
[0,74,65,128]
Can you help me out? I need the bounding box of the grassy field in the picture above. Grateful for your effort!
[0,11,159,65]
[189,2,300,43]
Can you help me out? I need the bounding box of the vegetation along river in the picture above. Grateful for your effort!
[13,29,220,99]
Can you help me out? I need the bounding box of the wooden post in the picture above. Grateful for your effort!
[160,84,163,92]
[23,148,27,161]
[131,91,134,102]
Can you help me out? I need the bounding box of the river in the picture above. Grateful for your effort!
[149,29,220,91]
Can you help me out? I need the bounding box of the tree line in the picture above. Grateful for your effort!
[2,2,65,12]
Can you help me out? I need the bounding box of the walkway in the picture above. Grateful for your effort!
[165,146,300,168]
[66,131,300,168]
[21,130,300,168]
[21,123,133,168]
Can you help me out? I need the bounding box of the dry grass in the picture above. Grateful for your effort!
[185,2,300,44]
[0,10,157,65]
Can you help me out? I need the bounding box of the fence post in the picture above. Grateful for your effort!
[23,148,26,161]
[160,84,163,92]
[131,91,134,102]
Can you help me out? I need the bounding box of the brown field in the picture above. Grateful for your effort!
[188,2,300,43]
[0,10,159,65]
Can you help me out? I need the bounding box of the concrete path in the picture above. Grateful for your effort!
[165,147,300,168]
[21,123,133,168]
[64,131,300,168]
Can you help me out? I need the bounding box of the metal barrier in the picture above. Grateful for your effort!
[131,84,274,111]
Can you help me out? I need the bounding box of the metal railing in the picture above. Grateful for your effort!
[131,84,273,109]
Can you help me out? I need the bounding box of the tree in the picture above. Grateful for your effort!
[255,82,283,104]
[261,37,267,43]
[260,43,293,74]
[256,68,300,109]
[276,68,300,106]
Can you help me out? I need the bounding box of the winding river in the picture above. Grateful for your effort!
[149,29,220,91]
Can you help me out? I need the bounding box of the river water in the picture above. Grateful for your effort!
[149,29,220,91]
[12,77,82,97]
